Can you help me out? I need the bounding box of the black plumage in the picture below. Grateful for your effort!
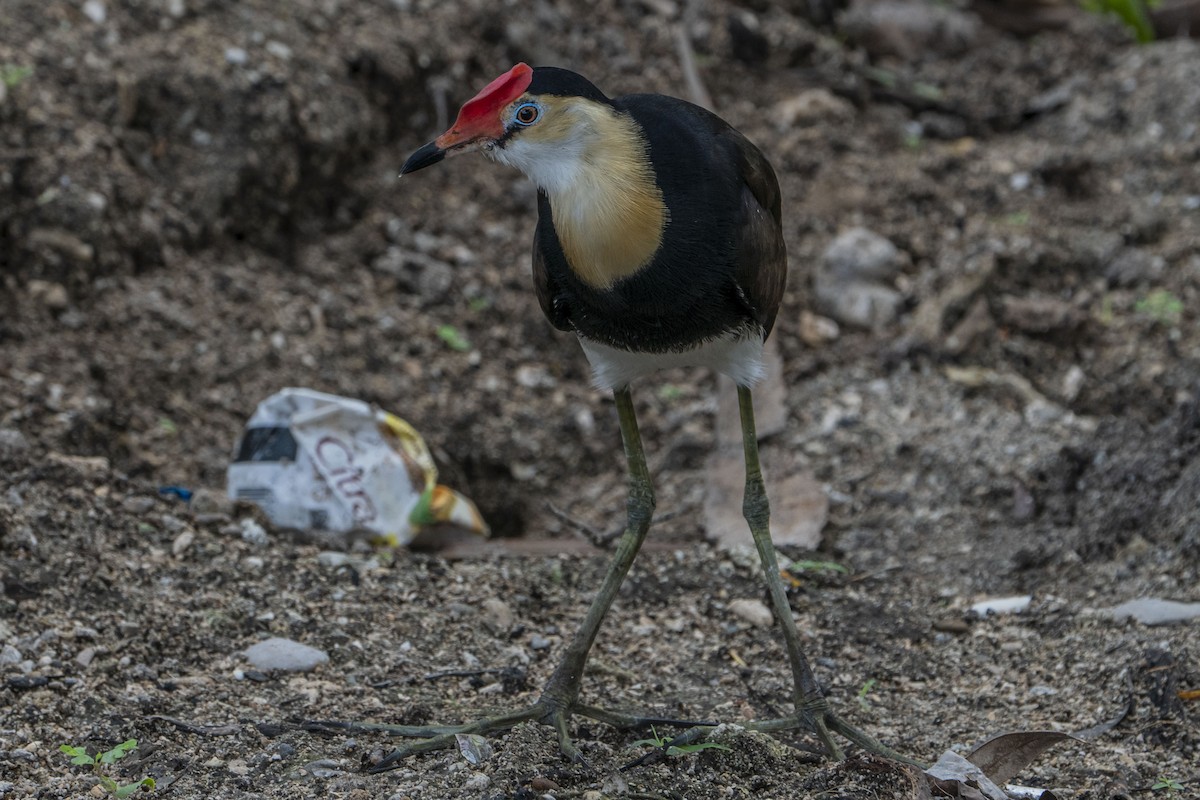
[530,80,786,357]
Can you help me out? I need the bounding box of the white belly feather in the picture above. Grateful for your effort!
[579,332,766,391]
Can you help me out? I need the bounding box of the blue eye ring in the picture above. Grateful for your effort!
[513,102,541,126]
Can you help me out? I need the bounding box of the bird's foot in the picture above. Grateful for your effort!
[310,698,714,773]
[747,701,922,767]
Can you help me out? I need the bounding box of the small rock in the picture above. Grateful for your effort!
[932,618,969,634]
[122,495,156,514]
[0,645,23,665]
[531,776,559,791]
[999,292,1083,334]
[172,530,195,557]
[82,0,106,23]
[1105,248,1164,287]
[728,598,775,628]
[816,229,907,330]
[0,428,30,457]
[1061,365,1085,402]
[165,0,185,16]
[240,518,269,546]
[529,634,552,650]
[821,228,905,283]
[76,647,96,668]
[27,280,70,311]
[515,364,556,389]
[265,40,293,60]
[1108,598,1200,626]
[798,311,839,346]
[317,551,352,569]
[970,596,1032,616]
[818,281,903,330]
[243,637,329,672]
[225,47,248,65]
[773,89,854,129]
[463,774,491,791]
[839,0,980,60]
[480,598,514,635]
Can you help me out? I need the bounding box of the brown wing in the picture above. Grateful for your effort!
[726,129,787,338]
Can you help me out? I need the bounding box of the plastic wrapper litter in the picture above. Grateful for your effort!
[227,388,488,545]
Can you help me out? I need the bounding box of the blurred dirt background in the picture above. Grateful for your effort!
[2,0,1199,798]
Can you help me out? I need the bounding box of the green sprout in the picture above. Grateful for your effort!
[1135,289,1183,325]
[1080,0,1160,43]
[1151,776,1184,794]
[856,678,878,711]
[60,739,155,798]
[784,559,849,574]
[631,726,732,758]
[657,384,684,402]
[436,324,471,352]
[1,64,33,88]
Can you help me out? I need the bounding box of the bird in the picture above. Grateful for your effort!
[363,62,907,770]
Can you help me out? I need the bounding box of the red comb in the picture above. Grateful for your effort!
[438,63,534,145]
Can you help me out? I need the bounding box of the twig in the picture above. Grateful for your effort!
[147,715,241,736]
[675,0,714,112]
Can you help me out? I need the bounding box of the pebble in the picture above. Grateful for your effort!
[1105,248,1164,287]
[773,89,854,129]
[243,637,329,672]
[122,495,156,514]
[480,598,514,635]
[0,428,30,456]
[728,598,774,628]
[529,634,551,650]
[1108,598,1200,626]
[463,773,491,791]
[317,551,352,569]
[815,229,905,330]
[172,530,195,557]
[970,596,1032,616]
[82,0,106,24]
[0,645,22,665]
[822,228,904,283]
[225,47,248,65]
[240,518,269,546]
[932,618,969,634]
[798,310,840,346]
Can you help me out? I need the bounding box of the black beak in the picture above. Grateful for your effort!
[400,141,446,175]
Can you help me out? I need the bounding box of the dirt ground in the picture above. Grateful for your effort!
[2,1,1198,798]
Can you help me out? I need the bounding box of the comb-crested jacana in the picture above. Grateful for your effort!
[364,63,907,770]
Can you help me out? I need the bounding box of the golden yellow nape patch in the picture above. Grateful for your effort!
[543,103,667,289]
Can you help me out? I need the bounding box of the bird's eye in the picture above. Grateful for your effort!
[514,103,541,126]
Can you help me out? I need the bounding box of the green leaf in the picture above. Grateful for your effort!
[631,736,668,749]
[436,324,471,352]
[113,777,156,798]
[665,742,731,756]
[61,744,95,765]
[98,739,138,765]
[0,64,33,88]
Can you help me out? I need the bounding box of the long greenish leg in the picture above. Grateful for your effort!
[737,384,843,759]
[538,385,656,713]
[341,386,677,772]
[737,385,918,766]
